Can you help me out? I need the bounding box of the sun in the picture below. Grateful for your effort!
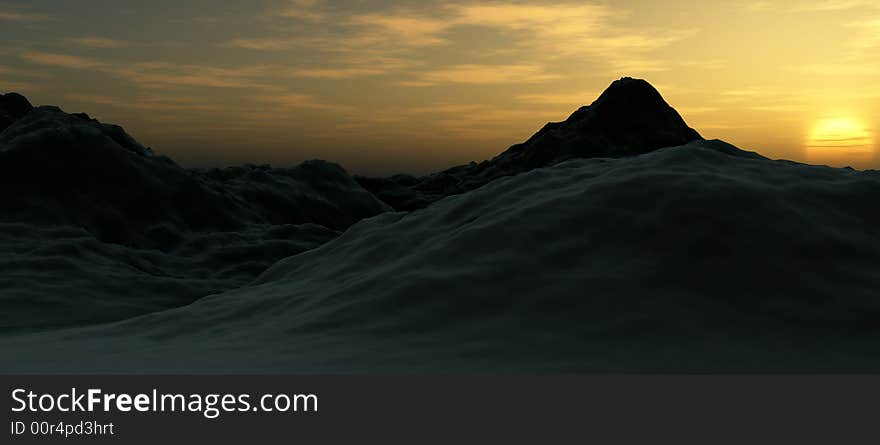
[807,118,874,167]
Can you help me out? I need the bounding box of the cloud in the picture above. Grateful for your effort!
[278,0,326,22]
[65,92,240,113]
[225,38,300,50]
[392,80,438,87]
[745,0,878,12]
[429,107,561,140]
[415,64,560,85]
[21,52,103,69]
[847,18,880,48]
[793,62,880,74]
[679,60,728,70]
[408,103,485,114]
[257,93,354,112]
[0,11,49,22]
[677,106,721,115]
[342,4,692,59]
[744,1,774,11]
[231,1,693,83]
[71,37,129,49]
[515,92,595,105]
[112,63,273,89]
[717,88,776,102]
[346,13,451,47]
[450,4,611,28]
[589,31,696,56]
[0,80,33,92]
[288,68,387,79]
[0,65,37,92]
[0,61,50,93]
[285,55,416,79]
[697,123,753,130]
[19,51,275,89]
[795,0,875,11]
[747,104,807,113]
[608,58,669,74]
[340,4,616,51]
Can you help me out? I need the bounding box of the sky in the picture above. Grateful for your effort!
[1,0,879,175]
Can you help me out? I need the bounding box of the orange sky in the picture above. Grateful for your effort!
[1,0,878,174]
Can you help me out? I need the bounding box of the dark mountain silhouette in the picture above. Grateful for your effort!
[0,98,390,328]
[0,104,389,249]
[0,92,32,132]
[359,77,731,210]
[6,131,880,372]
[0,77,770,331]
[501,77,703,161]
[8,77,879,374]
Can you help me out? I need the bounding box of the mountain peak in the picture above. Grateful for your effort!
[0,92,34,132]
[593,77,667,109]
[493,77,702,170]
[360,78,709,210]
[0,91,32,109]
[566,77,703,155]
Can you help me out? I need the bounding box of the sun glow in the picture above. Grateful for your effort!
[807,118,874,168]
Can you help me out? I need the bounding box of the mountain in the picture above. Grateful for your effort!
[0,92,32,132]
[5,140,880,372]
[3,78,878,373]
[0,105,389,248]
[359,77,723,210]
[0,97,387,329]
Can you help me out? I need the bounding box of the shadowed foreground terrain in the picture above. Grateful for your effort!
[2,79,879,373]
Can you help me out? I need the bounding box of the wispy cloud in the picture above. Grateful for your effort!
[257,93,354,112]
[795,0,875,11]
[338,4,617,50]
[229,2,695,84]
[225,38,300,50]
[0,62,50,93]
[113,63,273,89]
[847,18,880,48]
[745,0,879,12]
[677,106,721,115]
[391,80,438,87]
[515,92,595,105]
[66,89,351,118]
[744,1,774,11]
[278,0,326,22]
[0,11,50,22]
[19,51,275,89]
[793,62,879,74]
[21,52,103,69]
[346,13,451,47]
[408,103,485,114]
[64,93,229,113]
[0,65,36,92]
[338,3,689,58]
[288,68,386,79]
[415,64,560,85]
[286,55,417,79]
[71,37,129,49]
[0,80,34,92]
[608,58,669,74]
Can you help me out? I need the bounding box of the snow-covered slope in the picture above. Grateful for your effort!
[0,222,337,330]
[0,100,389,330]
[5,140,880,372]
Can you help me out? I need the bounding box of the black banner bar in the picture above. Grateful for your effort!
[4,376,879,444]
